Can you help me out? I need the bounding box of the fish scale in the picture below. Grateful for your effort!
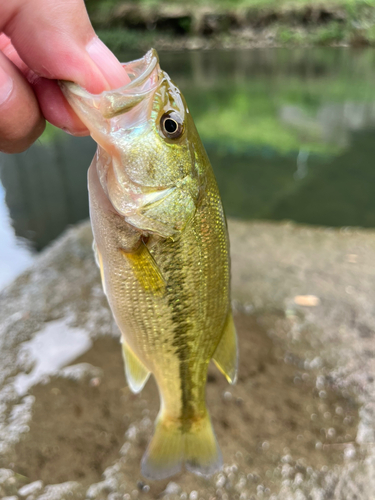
[60,48,238,480]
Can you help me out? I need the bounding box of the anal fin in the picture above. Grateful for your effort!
[120,241,166,295]
[93,241,107,295]
[122,342,150,394]
[213,310,238,384]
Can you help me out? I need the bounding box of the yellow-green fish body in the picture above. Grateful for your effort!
[60,49,238,480]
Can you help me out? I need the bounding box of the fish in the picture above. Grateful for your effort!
[60,49,238,480]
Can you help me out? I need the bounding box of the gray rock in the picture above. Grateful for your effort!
[58,363,103,383]
[36,482,84,500]
[163,483,181,495]
[0,469,15,485]
[18,481,44,497]
[107,494,123,500]
[0,469,18,496]
[85,482,109,500]
[2,220,375,498]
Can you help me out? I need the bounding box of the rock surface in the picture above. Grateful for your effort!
[0,219,374,499]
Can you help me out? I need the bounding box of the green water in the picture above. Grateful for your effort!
[2,47,375,251]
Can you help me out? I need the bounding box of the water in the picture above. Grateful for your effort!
[2,47,375,285]
[13,319,92,395]
[0,184,33,289]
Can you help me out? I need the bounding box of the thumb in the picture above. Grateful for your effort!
[2,0,130,93]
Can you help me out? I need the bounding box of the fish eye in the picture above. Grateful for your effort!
[160,112,183,139]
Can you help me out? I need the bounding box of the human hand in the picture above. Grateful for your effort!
[0,0,130,154]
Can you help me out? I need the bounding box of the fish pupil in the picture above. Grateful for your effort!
[160,112,183,139]
[165,118,178,134]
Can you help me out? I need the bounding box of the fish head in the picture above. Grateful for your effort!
[60,49,204,239]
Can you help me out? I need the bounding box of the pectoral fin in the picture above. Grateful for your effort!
[122,342,150,394]
[213,311,238,384]
[120,241,166,295]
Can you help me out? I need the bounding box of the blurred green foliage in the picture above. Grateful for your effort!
[191,89,332,155]
[86,0,375,48]
[38,122,65,144]
[96,28,160,53]
[85,0,375,7]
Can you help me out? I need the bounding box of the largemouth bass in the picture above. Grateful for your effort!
[60,49,238,480]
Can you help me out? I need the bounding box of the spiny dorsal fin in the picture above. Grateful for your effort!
[122,342,150,394]
[212,310,238,384]
[120,241,166,295]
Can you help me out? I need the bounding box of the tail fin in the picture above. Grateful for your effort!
[185,414,223,477]
[141,411,222,480]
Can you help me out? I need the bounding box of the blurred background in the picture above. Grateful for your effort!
[3,0,375,288]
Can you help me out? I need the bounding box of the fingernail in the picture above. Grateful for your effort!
[86,37,130,89]
[0,66,13,105]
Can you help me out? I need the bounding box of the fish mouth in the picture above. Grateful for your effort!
[59,49,162,119]
[122,49,160,91]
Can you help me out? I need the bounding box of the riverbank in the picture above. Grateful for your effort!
[86,1,375,51]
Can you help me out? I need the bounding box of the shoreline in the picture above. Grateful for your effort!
[88,1,375,51]
[97,29,355,53]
